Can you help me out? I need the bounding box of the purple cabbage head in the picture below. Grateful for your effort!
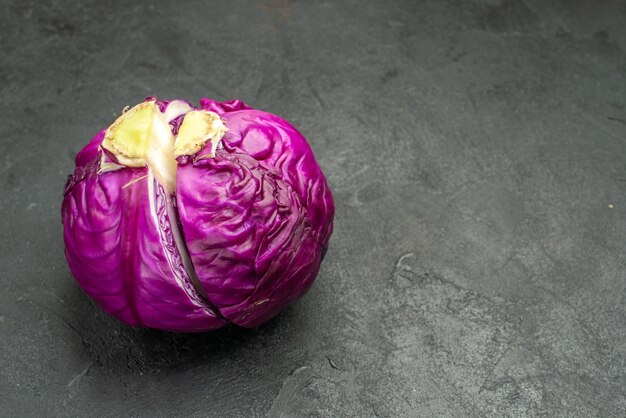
[62,98,334,332]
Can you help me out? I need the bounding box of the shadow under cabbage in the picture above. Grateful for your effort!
[63,277,301,374]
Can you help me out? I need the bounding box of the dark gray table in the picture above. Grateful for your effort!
[2,1,625,416]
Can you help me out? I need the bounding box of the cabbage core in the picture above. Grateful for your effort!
[101,100,226,193]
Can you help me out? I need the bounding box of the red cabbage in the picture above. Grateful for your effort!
[62,98,334,332]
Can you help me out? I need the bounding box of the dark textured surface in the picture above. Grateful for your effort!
[1,0,625,416]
